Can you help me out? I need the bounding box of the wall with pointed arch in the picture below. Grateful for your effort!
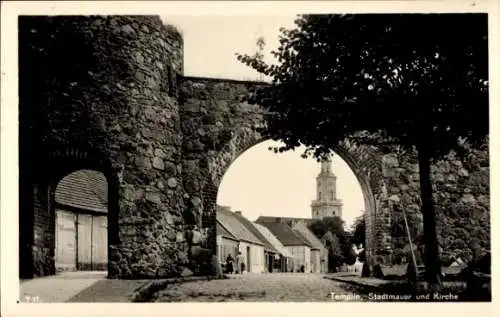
[19,15,489,279]
[179,77,396,263]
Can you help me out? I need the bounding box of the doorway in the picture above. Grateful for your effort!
[246,246,251,273]
[55,210,108,271]
[55,210,77,271]
[54,169,108,272]
[267,254,273,273]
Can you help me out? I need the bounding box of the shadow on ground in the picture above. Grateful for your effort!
[67,279,149,302]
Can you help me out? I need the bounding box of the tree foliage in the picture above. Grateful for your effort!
[350,215,365,246]
[237,14,488,289]
[308,216,353,264]
[308,216,345,240]
[323,233,344,271]
[253,36,266,81]
[344,246,358,266]
[391,208,422,249]
[237,14,488,159]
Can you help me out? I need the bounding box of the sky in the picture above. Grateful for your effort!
[160,15,365,229]
[217,140,364,229]
[161,15,297,80]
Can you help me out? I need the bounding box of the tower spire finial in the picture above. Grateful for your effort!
[320,158,332,174]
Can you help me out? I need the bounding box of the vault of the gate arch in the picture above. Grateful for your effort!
[180,77,394,260]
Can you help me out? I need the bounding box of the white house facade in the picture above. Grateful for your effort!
[217,206,266,273]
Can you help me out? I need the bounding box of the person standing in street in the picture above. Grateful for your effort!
[235,251,243,274]
[225,254,234,274]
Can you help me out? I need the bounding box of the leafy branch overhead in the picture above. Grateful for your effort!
[237,14,489,290]
[236,14,489,161]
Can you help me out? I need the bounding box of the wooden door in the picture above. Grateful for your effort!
[55,210,77,271]
[91,215,107,271]
[267,254,273,273]
[77,214,93,270]
[246,246,251,272]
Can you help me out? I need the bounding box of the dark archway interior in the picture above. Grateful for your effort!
[19,146,119,278]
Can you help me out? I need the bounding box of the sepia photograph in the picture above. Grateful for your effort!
[1,1,498,316]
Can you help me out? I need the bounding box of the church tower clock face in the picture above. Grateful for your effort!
[311,158,343,221]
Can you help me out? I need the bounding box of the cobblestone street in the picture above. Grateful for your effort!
[154,273,367,302]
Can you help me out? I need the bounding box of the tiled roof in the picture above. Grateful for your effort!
[255,221,312,247]
[293,222,325,251]
[216,220,238,241]
[232,213,278,253]
[253,223,293,258]
[217,207,264,245]
[255,216,314,226]
[55,169,108,213]
[292,229,315,247]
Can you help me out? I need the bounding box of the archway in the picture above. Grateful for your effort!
[216,139,367,273]
[217,140,364,227]
[202,126,386,266]
[20,145,119,278]
[53,169,108,272]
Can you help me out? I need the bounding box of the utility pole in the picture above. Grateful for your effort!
[402,207,419,293]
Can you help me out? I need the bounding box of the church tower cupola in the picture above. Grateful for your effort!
[311,158,343,220]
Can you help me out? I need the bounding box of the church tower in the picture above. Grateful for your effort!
[311,158,343,220]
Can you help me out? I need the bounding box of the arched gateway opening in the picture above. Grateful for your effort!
[203,126,390,269]
[54,170,108,272]
[19,146,119,278]
[216,139,366,274]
